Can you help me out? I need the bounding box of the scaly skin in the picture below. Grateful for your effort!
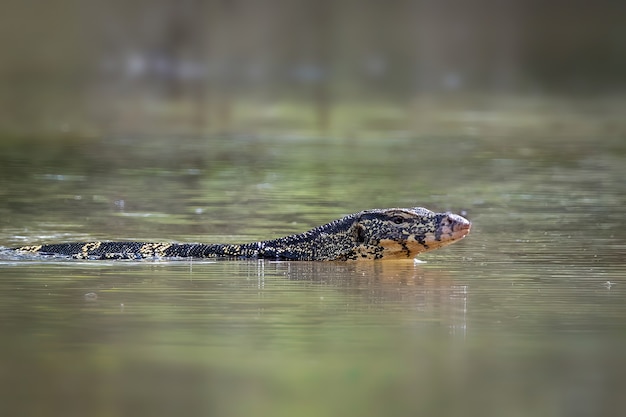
[15,207,471,261]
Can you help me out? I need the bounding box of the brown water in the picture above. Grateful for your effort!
[1,109,625,417]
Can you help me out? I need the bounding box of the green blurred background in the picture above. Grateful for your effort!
[1,0,624,136]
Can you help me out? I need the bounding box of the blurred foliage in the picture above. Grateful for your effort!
[0,0,624,136]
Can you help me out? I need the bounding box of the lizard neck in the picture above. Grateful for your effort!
[243,215,357,260]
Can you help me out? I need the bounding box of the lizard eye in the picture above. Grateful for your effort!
[392,216,405,224]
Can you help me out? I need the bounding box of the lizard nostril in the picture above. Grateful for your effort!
[447,213,471,231]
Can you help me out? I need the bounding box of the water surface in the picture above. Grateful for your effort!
[1,114,625,417]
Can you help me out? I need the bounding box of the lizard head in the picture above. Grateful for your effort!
[347,207,471,260]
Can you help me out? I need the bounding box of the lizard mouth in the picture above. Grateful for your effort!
[448,214,471,240]
[421,213,471,251]
[397,214,471,258]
